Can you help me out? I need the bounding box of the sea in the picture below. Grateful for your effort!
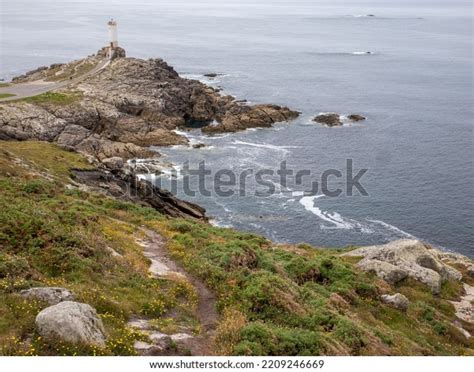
[1,0,472,257]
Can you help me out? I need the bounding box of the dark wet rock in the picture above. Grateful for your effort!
[130,175,207,220]
[192,143,206,149]
[313,113,342,127]
[313,113,366,127]
[203,104,300,134]
[72,168,206,220]
[347,114,366,122]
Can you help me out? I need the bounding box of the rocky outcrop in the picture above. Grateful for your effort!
[354,260,409,284]
[1,49,299,162]
[71,168,207,220]
[436,251,474,280]
[202,104,300,134]
[313,113,366,127]
[127,316,209,356]
[450,284,474,324]
[101,156,124,171]
[11,66,49,83]
[97,46,126,60]
[347,114,366,122]
[35,301,106,347]
[20,287,75,305]
[313,113,342,127]
[468,266,474,278]
[130,176,207,220]
[343,240,463,294]
[0,103,67,141]
[381,293,409,311]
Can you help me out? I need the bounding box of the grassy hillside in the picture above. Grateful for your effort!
[0,141,472,356]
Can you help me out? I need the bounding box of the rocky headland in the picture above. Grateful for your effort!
[0,49,300,220]
[0,48,299,162]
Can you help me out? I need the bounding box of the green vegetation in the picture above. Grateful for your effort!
[0,142,199,356]
[0,93,16,99]
[0,83,10,88]
[0,141,94,178]
[0,141,472,356]
[22,92,82,106]
[44,61,95,82]
[157,220,471,355]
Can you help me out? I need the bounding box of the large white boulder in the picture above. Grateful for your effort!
[35,301,106,347]
[343,239,462,294]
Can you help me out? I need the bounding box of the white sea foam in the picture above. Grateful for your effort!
[367,219,415,239]
[135,174,149,181]
[299,194,376,232]
[159,164,183,179]
[178,73,229,86]
[233,140,300,152]
[350,14,376,18]
[172,129,192,138]
[291,191,303,197]
[207,132,232,139]
[210,219,233,228]
[299,195,352,229]
[297,193,419,238]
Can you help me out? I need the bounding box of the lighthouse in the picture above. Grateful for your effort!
[104,19,125,60]
[107,19,118,49]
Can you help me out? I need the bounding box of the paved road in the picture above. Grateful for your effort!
[0,58,110,102]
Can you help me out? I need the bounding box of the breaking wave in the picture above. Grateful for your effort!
[300,195,357,230]
[298,194,415,239]
[232,140,300,152]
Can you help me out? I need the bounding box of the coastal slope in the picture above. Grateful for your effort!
[0,141,472,356]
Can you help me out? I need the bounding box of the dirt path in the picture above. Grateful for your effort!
[450,283,474,339]
[0,59,110,102]
[136,228,219,355]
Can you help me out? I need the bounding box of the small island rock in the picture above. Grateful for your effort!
[347,114,366,122]
[313,113,342,127]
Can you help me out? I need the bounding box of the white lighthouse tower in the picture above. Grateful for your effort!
[107,19,118,49]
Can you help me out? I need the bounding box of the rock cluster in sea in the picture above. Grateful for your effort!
[313,113,366,127]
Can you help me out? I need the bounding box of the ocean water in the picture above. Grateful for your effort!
[1,0,472,257]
